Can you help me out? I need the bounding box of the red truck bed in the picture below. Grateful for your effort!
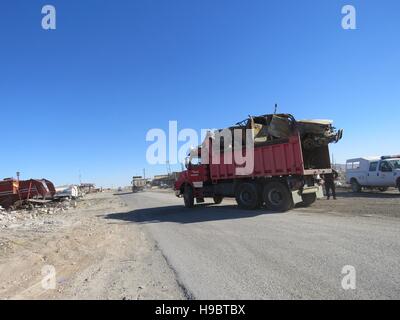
[208,133,330,181]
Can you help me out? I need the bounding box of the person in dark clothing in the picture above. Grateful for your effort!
[323,169,339,200]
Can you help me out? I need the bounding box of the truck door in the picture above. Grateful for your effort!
[377,160,393,186]
[366,161,379,186]
[369,160,392,186]
[188,157,207,189]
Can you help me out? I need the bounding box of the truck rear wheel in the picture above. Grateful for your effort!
[378,187,388,192]
[235,183,260,210]
[263,181,293,212]
[183,185,194,208]
[351,179,361,193]
[300,193,317,207]
[213,196,223,204]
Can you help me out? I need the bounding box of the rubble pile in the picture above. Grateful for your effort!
[0,198,77,229]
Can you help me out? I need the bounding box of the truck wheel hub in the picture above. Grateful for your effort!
[241,191,252,202]
[269,190,283,205]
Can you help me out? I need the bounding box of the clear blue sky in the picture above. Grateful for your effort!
[1,0,399,187]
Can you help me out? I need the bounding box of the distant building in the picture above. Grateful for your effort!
[80,183,96,193]
[151,172,180,187]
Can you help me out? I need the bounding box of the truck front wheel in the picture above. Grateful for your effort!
[235,183,260,210]
[183,185,194,208]
[263,181,293,212]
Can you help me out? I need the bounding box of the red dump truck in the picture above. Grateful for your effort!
[174,113,343,211]
[0,178,56,209]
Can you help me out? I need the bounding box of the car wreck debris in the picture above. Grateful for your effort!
[205,114,343,152]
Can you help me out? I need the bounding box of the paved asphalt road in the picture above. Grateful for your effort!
[114,191,400,299]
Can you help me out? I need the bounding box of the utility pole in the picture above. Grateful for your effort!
[274,103,278,114]
[166,160,172,176]
[143,168,146,180]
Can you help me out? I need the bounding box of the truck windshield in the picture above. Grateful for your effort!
[389,160,400,169]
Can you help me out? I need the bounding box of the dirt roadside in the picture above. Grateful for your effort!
[0,192,185,300]
[295,188,400,218]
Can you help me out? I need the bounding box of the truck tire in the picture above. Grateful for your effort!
[378,187,388,192]
[183,185,194,208]
[300,193,317,207]
[235,183,260,210]
[351,179,362,193]
[263,181,293,212]
[213,196,223,204]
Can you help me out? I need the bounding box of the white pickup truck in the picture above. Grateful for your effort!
[346,156,400,192]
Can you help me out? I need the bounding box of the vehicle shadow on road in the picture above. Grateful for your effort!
[103,204,279,225]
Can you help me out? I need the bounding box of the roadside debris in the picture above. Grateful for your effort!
[0,197,77,229]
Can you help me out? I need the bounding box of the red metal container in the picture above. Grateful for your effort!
[0,179,19,208]
[0,178,56,208]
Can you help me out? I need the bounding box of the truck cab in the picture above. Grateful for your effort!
[174,150,211,207]
[346,156,400,192]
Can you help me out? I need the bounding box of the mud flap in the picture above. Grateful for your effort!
[291,190,303,205]
[292,185,324,204]
[316,185,324,199]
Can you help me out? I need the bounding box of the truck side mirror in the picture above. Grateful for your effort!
[184,157,190,169]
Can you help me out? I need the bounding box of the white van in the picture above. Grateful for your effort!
[346,156,400,192]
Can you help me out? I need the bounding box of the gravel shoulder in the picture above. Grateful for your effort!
[0,192,184,300]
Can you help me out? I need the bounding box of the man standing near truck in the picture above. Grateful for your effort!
[322,169,339,200]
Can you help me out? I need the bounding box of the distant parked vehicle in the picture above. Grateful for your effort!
[55,185,82,199]
[132,176,146,192]
[346,156,400,192]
